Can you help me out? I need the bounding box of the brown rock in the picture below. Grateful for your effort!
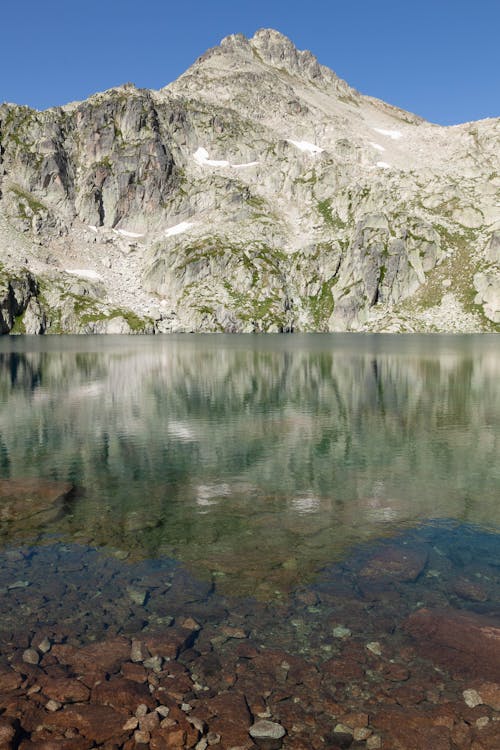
[220,626,247,640]
[471,720,500,750]
[41,677,90,704]
[235,642,260,660]
[150,712,199,750]
[0,671,22,692]
[65,637,130,674]
[340,712,369,729]
[373,706,451,750]
[204,691,251,724]
[321,657,364,681]
[91,677,155,713]
[208,716,252,750]
[381,663,410,682]
[139,711,160,733]
[150,727,186,750]
[403,607,500,680]
[41,704,130,744]
[359,545,428,582]
[477,682,500,710]
[0,718,16,750]
[0,479,73,523]
[144,628,197,661]
[19,739,92,750]
[453,577,488,602]
[121,662,147,683]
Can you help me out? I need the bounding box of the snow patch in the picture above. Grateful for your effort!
[369,142,385,152]
[376,161,391,169]
[193,147,259,169]
[116,229,144,238]
[231,161,259,169]
[373,128,403,140]
[193,147,229,167]
[287,139,323,154]
[65,269,101,280]
[165,221,195,238]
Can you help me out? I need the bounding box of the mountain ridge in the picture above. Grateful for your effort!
[0,29,498,334]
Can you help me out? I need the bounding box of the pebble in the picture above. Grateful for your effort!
[135,704,149,718]
[366,641,382,656]
[463,688,483,708]
[127,587,147,606]
[476,717,489,728]
[220,625,247,639]
[134,730,150,744]
[143,655,163,672]
[207,733,221,745]
[46,700,62,712]
[181,617,201,630]
[155,705,170,718]
[122,717,139,731]
[333,626,352,639]
[188,716,205,732]
[367,736,382,749]
[131,639,149,663]
[22,648,39,665]
[334,723,354,736]
[37,636,52,654]
[249,720,286,740]
[354,727,372,741]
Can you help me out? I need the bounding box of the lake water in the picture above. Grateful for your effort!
[0,334,499,747]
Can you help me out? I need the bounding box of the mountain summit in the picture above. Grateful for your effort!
[0,30,498,333]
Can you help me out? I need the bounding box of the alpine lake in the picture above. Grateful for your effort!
[0,334,499,750]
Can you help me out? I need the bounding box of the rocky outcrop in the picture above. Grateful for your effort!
[0,269,40,333]
[0,29,498,333]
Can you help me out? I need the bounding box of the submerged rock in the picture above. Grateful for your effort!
[403,607,500,680]
[0,479,73,524]
[359,544,428,582]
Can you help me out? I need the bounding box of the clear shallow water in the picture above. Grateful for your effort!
[0,333,499,602]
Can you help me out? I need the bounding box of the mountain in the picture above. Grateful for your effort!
[0,28,498,334]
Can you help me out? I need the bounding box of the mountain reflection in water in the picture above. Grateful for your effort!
[0,333,499,597]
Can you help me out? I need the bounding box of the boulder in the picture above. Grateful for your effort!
[359,545,428,582]
[403,607,500,680]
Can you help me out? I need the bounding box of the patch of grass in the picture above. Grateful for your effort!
[307,281,335,329]
[10,311,26,335]
[9,185,46,215]
[246,194,266,209]
[317,199,346,230]
[109,308,151,332]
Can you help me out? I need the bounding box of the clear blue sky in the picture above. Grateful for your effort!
[1,0,498,125]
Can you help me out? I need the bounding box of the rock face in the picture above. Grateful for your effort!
[0,28,499,333]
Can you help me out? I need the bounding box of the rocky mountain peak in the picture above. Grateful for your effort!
[0,31,498,335]
[250,28,325,80]
[213,28,340,86]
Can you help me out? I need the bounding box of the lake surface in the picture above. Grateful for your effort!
[0,334,499,747]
